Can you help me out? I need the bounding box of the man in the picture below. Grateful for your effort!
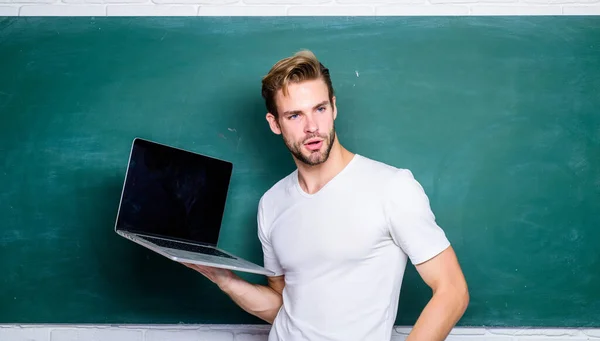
[183,50,469,341]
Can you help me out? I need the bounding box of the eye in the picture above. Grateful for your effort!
[288,114,299,120]
[317,106,326,112]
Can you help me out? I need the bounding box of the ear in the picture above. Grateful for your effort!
[266,112,282,135]
[332,96,337,120]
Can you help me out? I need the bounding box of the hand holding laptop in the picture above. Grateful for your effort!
[182,262,236,290]
[181,260,284,325]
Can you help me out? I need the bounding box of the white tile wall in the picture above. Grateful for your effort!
[0,0,598,15]
[1,325,600,341]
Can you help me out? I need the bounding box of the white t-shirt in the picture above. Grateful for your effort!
[257,154,450,341]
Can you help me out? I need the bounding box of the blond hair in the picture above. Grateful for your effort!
[261,50,334,118]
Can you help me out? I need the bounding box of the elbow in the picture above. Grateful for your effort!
[454,280,470,317]
[250,296,283,324]
[253,305,282,325]
[460,286,470,314]
[436,281,469,317]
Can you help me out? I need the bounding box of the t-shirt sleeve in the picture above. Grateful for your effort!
[385,169,451,265]
[257,196,284,277]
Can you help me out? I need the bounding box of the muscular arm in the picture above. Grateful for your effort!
[405,246,469,341]
[183,263,284,324]
[222,273,284,324]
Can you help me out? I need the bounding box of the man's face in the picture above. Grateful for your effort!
[266,79,337,166]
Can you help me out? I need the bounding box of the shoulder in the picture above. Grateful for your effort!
[353,154,415,183]
[257,170,296,228]
[351,155,426,205]
[259,170,296,207]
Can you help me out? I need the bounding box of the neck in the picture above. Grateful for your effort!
[294,137,355,195]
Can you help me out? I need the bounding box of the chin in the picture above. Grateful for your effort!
[306,153,328,165]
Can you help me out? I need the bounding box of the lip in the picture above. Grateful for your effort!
[304,138,323,145]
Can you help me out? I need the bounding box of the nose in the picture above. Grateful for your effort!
[304,113,318,134]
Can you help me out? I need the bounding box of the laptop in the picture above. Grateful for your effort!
[114,137,275,276]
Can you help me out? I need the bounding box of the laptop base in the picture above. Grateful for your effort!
[118,231,276,276]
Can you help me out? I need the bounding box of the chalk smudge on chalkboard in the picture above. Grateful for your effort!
[217,129,243,151]
[227,128,242,151]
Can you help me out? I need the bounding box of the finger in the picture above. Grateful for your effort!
[183,263,205,271]
[188,264,211,276]
[181,263,215,278]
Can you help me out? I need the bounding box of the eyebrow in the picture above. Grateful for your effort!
[282,100,330,117]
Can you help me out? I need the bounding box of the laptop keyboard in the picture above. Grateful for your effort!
[139,236,235,259]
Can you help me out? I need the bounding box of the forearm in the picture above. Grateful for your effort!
[220,274,283,324]
[405,289,469,341]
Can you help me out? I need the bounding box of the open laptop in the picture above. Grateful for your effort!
[114,137,275,276]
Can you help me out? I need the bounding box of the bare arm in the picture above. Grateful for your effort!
[183,263,284,324]
[405,246,469,341]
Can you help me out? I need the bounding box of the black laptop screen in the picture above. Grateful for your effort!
[116,138,233,246]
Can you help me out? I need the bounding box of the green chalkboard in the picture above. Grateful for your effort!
[1,16,599,327]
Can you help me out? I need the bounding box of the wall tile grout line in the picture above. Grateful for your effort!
[2,325,600,340]
[2,1,600,15]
